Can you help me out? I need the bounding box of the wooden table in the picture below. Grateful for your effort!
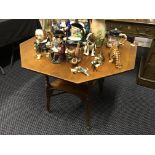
[20,37,136,84]
[105,19,155,89]
[20,37,137,128]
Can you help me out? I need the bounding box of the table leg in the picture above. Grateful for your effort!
[98,78,104,93]
[44,77,93,129]
[45,75,52,112]
[10,44,15,67]
[84,97,91,130]
[84,82,96,129]
[0,66,5,75]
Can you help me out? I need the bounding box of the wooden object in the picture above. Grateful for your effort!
[45,75,95,128]
[20,37,136,128]
[20,37,137,84]
[105,19,155,89]
[0,66,5,75]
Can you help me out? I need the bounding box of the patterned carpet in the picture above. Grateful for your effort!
[0,47,155,134]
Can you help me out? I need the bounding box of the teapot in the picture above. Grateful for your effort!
[106,28,127,48]
[66,21,85,45]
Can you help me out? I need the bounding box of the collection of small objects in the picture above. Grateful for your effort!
[34,19,127,76]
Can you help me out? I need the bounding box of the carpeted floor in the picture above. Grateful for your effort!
[0,47,155,135]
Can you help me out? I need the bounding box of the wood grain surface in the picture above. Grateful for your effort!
[20,37,137,84]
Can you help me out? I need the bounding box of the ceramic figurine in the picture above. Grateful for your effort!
[106,28,127,48]
[51,19,61,34]
[84,33,96,56]
[34,29,52,59]
[46,31,54,57]
[67,21,85,45]
[109,42,122,69]
[71,66,89,76]
[59,19,71,38]
[65,47,74,62]
[51,32,66,64]
[90,19,106,47]
[64,19,71,37]
[84,19,90,36]
[70,57,80,66]
[65,42,81,65]
[91,52,105,71]
[70,26,82,39]
[74,42,81,59]
[70,43,81,65]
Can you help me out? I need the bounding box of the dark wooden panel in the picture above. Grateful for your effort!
[105,19,155,89]
[106,20,155,38]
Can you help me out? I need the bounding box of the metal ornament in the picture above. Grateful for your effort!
[71,66,89,76]
[91,52,105,71]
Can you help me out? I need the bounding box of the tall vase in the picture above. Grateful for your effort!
[90,19,106,48]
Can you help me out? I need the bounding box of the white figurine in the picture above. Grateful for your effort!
[34,29,52,59]
[91,53,104,71]
[83,33,96,56]
[71,66,89,76]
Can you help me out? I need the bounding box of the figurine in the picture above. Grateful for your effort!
[65,44,75,62]
[106,28,127,68]
[64,19,71,37]
[90,19,106,47]
[67,21,85,44]
[106,28,127,48]
[51,19,61,34]
[34,29,52,59]
[70,57,81,66]
[51,32,66,64]
[84,33,96,56]
[65,47,74,62]
[58,19,71,38]
[65,42,81,65]
[109,42,122,69]
[84,19,90,36]
[91,52,105,71]
[46,31,54,57]
[71,66,89,76]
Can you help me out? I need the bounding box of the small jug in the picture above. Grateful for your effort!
[106,28,127,48]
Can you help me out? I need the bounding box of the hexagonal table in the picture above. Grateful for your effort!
[20,37,137,128]
[20,37,137,84]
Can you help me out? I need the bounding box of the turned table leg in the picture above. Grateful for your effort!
[98,78,104,93]
[0,66,5,75]
[84,97,93,130]
[45,75,52,112]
